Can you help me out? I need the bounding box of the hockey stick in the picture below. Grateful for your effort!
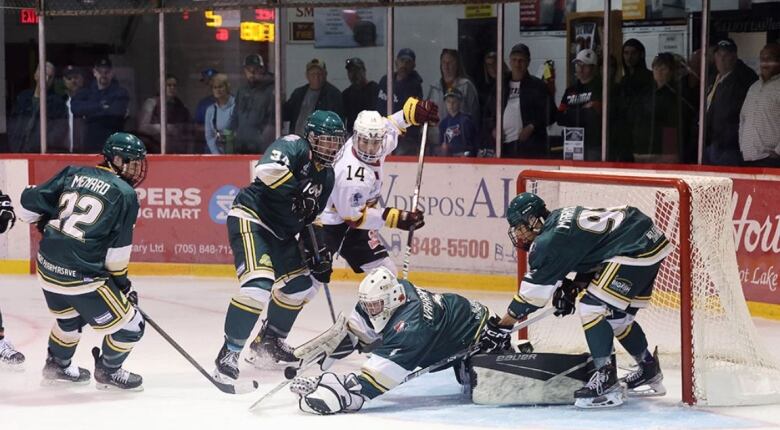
[401,121,429,280]
[401,307,555,384]
[136,307,259,395]
[247,351,325,411]
[306,224,336,323]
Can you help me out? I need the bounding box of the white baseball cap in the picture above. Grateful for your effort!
[573,49,598,65]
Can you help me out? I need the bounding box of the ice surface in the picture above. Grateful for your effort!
[2,275,780,430]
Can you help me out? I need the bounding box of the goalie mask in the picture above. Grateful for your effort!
[352,111,386,163]
[507,192,550,251]
[305,110,347,168]
[358,267,406,332]
[102,132,148,187]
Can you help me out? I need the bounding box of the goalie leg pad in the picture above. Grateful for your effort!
[294,372,365,415]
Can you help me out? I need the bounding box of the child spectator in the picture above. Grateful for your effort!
[437,88,477,157]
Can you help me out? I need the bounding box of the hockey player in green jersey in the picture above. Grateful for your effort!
[17,133,147,391]
[287,267,513,415]
[0,190,25,369]
[481,192,670,408]
[213,110,347,383]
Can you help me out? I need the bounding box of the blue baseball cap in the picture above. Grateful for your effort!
[397,48,416,61]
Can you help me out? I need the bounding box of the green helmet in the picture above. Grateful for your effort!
[507,192,549,250]
[103,132,148,187]
[304,110,346,167]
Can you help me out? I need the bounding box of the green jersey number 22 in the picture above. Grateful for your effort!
[50,192,105,240]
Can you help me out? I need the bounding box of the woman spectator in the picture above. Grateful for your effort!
[204,74,236,154]
[476,51,508,110]
[137,74,192,153]
[427,49,480,146]
[630,53,694,163]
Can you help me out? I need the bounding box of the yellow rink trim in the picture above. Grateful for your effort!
[5,260,780,320]
[0,260,30,274]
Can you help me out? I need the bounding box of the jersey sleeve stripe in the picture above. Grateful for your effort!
[360,370,389,393]
[105,245,132,272]
[268,171,293,190]
[254,162,292,187]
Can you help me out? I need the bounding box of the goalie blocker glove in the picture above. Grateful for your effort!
[291,372,365,415]
[382,208,424,231]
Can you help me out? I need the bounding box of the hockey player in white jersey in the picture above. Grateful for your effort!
[313,97,438,281]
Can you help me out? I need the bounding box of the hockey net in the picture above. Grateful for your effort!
[518,169,780,406]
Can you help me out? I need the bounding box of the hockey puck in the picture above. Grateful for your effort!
[284,366,298,379]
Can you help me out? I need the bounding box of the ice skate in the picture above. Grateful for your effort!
[41,349,90,385]
[621,347,666,397]
[574,364,626,409]
[245,320,297,367]
[92,347,143,391]
[214,342,240,381]
[0,338,25,370]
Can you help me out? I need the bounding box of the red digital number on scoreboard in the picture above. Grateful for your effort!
[20,8,38,25]
[255,9,275,21]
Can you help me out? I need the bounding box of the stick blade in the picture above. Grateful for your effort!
[214,378,259,395]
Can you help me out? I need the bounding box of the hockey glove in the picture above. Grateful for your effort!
[111,277,138,306]
[477,316,513,354]
[0,193,16,234]
[382,208,425,231]
[552,279,579,317]
[291,372,365,415]
[403,97,439,126]
[291,179,320,224]
[307,248,333,284]
[318,332,358,371]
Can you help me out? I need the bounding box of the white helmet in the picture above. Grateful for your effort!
[352,111,386,163]
[358,267,406,332]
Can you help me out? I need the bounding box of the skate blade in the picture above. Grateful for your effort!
[40,377,91,387]
[575,384,627,409]
[245,351,295,369]
[95,382,144,392]
[628,381,666,397]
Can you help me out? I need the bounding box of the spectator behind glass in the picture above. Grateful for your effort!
[703,38,758,165]
[739,43,780,167]
[427,49,480,147]
[611,39,654,161]
[8,62,68,153]
[630,53,695,163]
[436,87,477,157]
[62,65,85,153]
[342,58,379,133]
[193,68,219,148]
[377,48,423,155]
[476,51,508,110]
[137,74,192,153]
[71,58,130,153]
[284,59,344,137]
[204,73,236,154]
[557,49,603,161]
[225,54,275,154]
[482,43,555,159]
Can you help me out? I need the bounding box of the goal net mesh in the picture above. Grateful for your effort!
[522,171,780,406]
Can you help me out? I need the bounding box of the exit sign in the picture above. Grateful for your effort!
[20,8,38,25]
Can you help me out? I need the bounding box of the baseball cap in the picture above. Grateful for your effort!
[397,48,416,61]
[306,58,327,71]
[510,43,531,58]
[345,57,365,70]
[573,49,597,66]
[200,68,218,82]
[94,57,112,69]
[63,65,82,77]
[444,87,463,100]
[244,54,265,68]
[715,38,737,53]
